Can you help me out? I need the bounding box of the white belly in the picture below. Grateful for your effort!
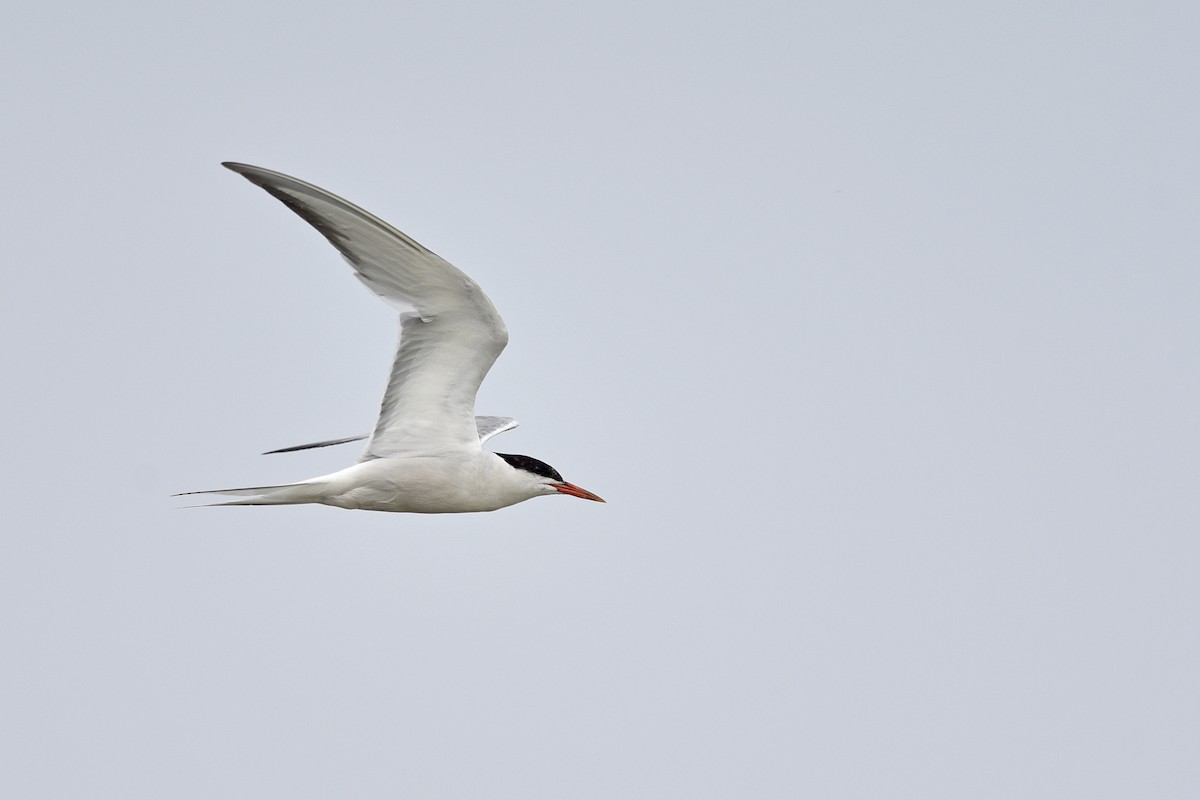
[313,453,526,513]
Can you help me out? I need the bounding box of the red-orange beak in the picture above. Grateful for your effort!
[553,482,606,502]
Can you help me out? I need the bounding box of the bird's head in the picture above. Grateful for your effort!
[495,452,605,503]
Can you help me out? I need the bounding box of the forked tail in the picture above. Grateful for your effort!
[173,481,323,507]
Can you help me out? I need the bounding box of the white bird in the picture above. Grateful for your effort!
[177,163,604,513]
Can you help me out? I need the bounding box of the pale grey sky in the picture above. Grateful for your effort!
[2,1,1197,797]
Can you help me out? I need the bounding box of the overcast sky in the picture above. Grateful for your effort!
[2,1,1197,797]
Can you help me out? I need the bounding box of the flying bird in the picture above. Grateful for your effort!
[177,163,604,512]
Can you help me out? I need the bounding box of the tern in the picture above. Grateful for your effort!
[177,163,604,512]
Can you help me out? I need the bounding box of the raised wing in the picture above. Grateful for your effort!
[224,163,509,457]
[263,416,518,455]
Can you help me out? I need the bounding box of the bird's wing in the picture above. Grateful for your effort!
[224,163,509,458]
[262,416,518,455]
[263,435,368,455]
[473,415,520,443]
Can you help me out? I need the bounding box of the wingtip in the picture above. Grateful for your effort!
[221,162,301,191]
[221,161,260,179]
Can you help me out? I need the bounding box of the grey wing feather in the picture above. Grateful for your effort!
[264,416,518,455]
[473,416,520,443]
[262,435,368,455]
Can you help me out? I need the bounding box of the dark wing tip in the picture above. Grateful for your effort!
[221,161,278,188]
